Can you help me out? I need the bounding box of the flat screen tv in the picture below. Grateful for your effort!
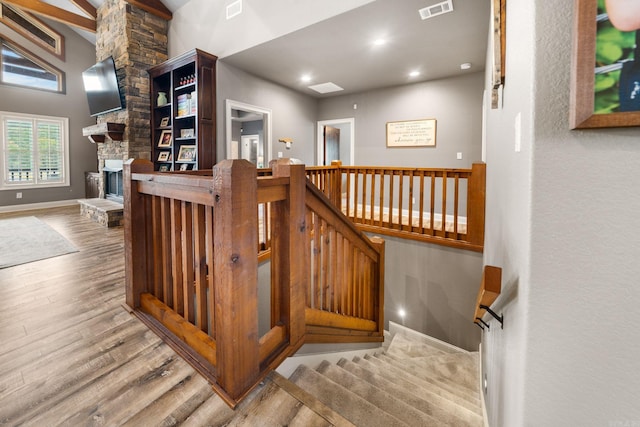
[82,56,124,117]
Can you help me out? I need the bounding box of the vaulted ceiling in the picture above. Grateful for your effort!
[0,0,174,33]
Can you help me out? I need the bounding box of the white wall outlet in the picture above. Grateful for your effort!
[456,152,463,160]
[16,192,22,199]
[277,151,283,158]
[412,197,416,205]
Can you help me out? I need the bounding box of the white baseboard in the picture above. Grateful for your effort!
[0,199,80,213]
[479,342,489,427]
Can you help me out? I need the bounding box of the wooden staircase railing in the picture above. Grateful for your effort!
[123,158,384,407]
[305,162,486,252]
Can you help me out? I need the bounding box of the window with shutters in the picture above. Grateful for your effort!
[0,112,69,189]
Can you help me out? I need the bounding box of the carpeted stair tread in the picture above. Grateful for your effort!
[289,364,408,427]
[386,332,451,358]
[337,358,483,426]
[373,353,480,403]
[315,360,445,426]
[390,327,463,354]
[383,350,480,393]
[359,355,482,414]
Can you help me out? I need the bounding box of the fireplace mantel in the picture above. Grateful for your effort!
[82,123,125,143]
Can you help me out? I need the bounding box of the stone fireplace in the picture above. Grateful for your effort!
[80,0,168,226]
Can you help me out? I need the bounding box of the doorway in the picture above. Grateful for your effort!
[316,118,355,166]
[226,100,272,168]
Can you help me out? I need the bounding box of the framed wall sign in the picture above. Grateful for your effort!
[386,119,437,148]
[570,0,640,128]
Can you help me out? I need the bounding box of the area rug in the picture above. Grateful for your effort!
[0,216,78,269]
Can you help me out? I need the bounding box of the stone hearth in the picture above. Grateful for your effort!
[79,198,124,227]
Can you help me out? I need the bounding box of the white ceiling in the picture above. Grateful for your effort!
[221,0,491,98]
[35,0,491,98]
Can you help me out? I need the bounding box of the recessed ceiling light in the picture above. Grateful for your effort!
[301,74,312,83]
[460,62,472,70]
[373,38,386,46]
[409,71,420,77]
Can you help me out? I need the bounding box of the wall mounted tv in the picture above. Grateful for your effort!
[82,56,124,117]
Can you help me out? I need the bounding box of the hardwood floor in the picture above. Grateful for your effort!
[0,206,237,426]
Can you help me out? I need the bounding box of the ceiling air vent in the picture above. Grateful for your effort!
[419,0,454,20]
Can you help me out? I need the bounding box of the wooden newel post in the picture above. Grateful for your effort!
[369,236,385,336]
[271,159,307,351]
[124,158,154,309]
[212,159,259,401]
[467,162,486,248]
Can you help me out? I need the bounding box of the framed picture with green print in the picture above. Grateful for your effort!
[571,0,640,128]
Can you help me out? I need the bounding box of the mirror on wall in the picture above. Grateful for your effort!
[225,99,272,168]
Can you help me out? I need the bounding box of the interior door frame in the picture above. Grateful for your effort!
[225,99,272,165]
[316,118,355,166]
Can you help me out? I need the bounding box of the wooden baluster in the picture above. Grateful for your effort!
[379,170,385,227]
[430,172,436,235]
[151,195,164,300]
[213,159,259,401]
[419,171,425,233]
[353,170,359,223]
[205,205,215,335]
[441,172,448,237]
[305,208,313,309]
[370,169,375,225]
[345,170,352,219]
[454,173,460,238]
[194,204,207,333]
[408,170,414,232]
[398,171,404,230]
[170,199,184,316]
[182,202,195,325]
[161,197,173,308]
[124,158,153,309]
[388,172,394,229]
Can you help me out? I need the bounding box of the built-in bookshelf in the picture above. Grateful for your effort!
[148,49,218,171]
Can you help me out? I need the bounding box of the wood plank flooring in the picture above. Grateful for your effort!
[0,206,238,426]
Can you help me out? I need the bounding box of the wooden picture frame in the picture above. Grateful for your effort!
[177,145,196,161]
[159,117,169,127]
[570,0,640,128]
[158,130,172,147]
[157,151,170,162]
[490,0,506,109]
[386,119,436,148]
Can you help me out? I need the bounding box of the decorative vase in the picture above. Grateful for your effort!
[157,92,168,106]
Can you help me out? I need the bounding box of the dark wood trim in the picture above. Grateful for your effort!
[2,0,96,32]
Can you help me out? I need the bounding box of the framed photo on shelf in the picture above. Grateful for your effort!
[177,145,196,162]
[180,128,195,138]
[179,163,189,171]
[157,151,170,162]
[159,117,170,127]
[158,164,169,172]
[158,130,172,147]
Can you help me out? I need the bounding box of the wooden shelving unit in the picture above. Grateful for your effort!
[148,49,217,171]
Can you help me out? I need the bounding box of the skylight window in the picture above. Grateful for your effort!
[0,37,65,93]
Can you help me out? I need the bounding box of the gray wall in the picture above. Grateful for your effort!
[216,61,318,164]
[483,0,640,425]
[216,61,486,350]
[0,21,97,208]
[318,72,485,168]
